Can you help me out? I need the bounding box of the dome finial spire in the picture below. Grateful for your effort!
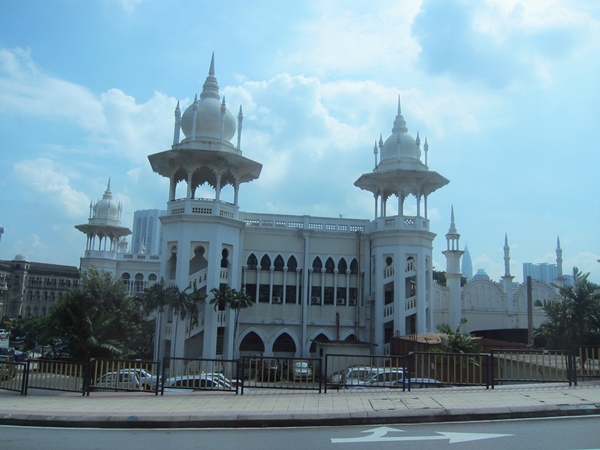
[397,94,401,115]
[200,52,220,101]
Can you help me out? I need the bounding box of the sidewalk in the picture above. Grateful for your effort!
[1,382,600,429]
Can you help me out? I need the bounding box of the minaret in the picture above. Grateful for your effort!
[443,206,464,328]
[502,234,515,313]
[147,54,262,360]
[354,97,450,340]
[555,236,567,285]
[74,180,132,276]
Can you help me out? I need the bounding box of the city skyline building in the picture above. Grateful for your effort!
[131,209,166,256]
[461,243,473,282]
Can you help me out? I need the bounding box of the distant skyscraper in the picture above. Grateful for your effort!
[523,262,557,284]
[461,243,473,281]
[0,226,4,245]
[131,209,166,255]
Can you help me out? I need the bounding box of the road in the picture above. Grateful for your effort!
[1,416,599,450]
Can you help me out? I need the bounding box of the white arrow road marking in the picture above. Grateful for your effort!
[331,426,513,444]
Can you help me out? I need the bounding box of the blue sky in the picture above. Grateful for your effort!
[1,0,599,283]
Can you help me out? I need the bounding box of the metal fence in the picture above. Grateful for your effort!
[324,354,407,393]
[573,346,600,383]
[239,356,322,393]
[2,345,600,396]
[26,359,88,395]
[411,351,491,388]
[0,360,27,394]
[88,358,161,395]
[491,349,572,387]
[161,357,239,394]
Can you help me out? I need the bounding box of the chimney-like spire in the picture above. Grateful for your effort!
[237,105,243,150]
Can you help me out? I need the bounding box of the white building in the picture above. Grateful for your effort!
[132,209,166,256]
[76,54,562,360]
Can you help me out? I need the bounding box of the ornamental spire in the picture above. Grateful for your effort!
[200,52,220,101]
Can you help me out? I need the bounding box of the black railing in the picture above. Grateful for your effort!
[2,346,599,396]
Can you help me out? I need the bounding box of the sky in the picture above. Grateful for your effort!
[0,0,599,284]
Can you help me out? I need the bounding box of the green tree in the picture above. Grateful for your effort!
[436,319,483,354]
[142,279,205,360]
[9,316,53,351]
[49,268,145,361]
[534,267,600,349]
[209,284,253,346]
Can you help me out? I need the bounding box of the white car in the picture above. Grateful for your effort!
[360,368,406,388]
[164,373,232,390]
[126,368,160,390]
[329,366,380,388]
[95,371,143,391]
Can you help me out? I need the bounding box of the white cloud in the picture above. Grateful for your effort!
[13,158,90,218]
[0,48,105,130]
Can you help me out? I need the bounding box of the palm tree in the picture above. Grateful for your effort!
[535,267,600,349]
[169,281,206,355]
[209,285,253,352]
[143,279,171,362]
[143,279,205,361]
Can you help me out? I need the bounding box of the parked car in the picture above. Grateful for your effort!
[328,366,380,388]
[256,358,282,381]
[163,373,232,390]
[356,368,406,388]
[288,359,313,381]
[122,368,160,390]
[407,377,447,389]
[207,372,241,388]
[95,370,143,391]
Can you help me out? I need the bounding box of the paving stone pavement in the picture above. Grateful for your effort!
[1,381,600,428]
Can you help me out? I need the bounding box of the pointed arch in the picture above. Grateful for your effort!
[325,257,335,274]
[312,257,323,271]
[274,255,285,271]
[260,254,271,270]
[272,332,297,354]
[246,253,258,270]
[287,255,298,272]
[309,332,331,353]
[337,258,348,273]
[238,329,266,355]
[350,258,358,275]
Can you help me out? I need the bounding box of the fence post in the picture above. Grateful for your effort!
[489,351,495,389]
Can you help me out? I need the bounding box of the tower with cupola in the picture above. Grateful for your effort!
[148,54,262,360]
[75,179,131,276]
[354,97,449,348]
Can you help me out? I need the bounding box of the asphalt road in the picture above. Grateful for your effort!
[2,416,600,450]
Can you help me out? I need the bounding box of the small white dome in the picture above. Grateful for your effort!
[13,254,29,262]
[94,182,119,222]
[180,97,236,141]
[380,107,420,162]
[180,54,236,142]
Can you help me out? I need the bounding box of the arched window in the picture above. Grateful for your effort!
[337,258,347,273]
[272,333,296,354]
[312,257,322,272]
[247,254,258,270]
[325,257,335,274]
[287,256,298,272]
[134,273,144,293]
[274,255,284,271]
[221,248,229,268]
[260,254,271,271]
[350,258,358,275]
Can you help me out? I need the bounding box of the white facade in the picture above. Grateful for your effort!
[76,54,563,361]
